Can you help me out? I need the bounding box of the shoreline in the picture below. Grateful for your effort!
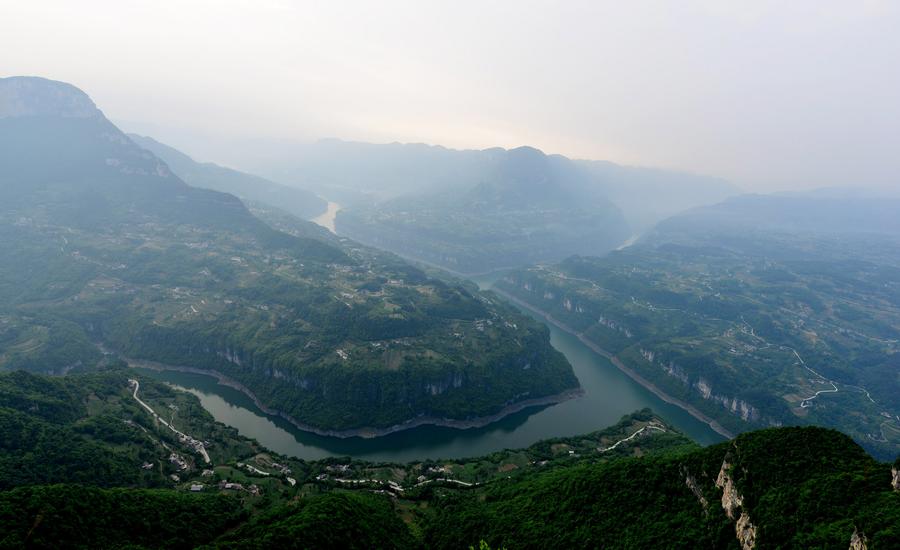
[125,357,583,439]
[490,287,736,440]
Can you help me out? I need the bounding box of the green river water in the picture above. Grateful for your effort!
[137,270,724,462]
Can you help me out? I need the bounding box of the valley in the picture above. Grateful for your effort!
[0,76,579,439]
[4,3,900,547]
[495,197,900,460]
[1,368,897,548]
[130,289,726,462]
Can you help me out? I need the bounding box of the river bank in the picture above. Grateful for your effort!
[126,357,584,439]
[311,201,341,233]
[490,287,735,440]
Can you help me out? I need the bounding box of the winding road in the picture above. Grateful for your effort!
[597,423,666,453]
[129,379,211,464]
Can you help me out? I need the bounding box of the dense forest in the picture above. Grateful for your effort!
[497,195,900,460]
[0,76,579,434]
[0,369,898,549]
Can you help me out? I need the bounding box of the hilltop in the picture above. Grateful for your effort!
[0,76,578,434]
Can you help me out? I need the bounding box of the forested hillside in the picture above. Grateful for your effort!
[129,134,327,220]
[497,194,900,460]
[336,146,631,273]
[0,370,897,549]
[0,76,578,434]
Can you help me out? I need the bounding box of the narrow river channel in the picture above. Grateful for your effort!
[137,269,725,462]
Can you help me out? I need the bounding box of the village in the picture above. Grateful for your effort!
[128,377,672,503]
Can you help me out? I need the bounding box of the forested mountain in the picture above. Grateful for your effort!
[0,370,897,549]
[497,194,900,460]
[128,134,327,220]
[249,138,736,273]
[337,146,632,273]
[253,139,496,207]
[653,194,900,242]
[0,76,577,434]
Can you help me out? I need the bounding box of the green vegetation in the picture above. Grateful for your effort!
[0,370,897,549]
[213,492,416,550]
[0,485,244,549]
[336,146,630,273]
[422,427,900,549]
[128,134,327,220]
[0,76,578,433]
[0,368,260,490]
[496,196,900,460]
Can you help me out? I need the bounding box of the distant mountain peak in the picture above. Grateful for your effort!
[0,76,101,119]
[507,145,546,157]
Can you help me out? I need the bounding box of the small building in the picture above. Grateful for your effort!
[190,484,204,492]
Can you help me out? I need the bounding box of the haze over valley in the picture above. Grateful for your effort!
[2,2,899,548]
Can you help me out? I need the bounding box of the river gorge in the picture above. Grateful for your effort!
[137,269,725,462]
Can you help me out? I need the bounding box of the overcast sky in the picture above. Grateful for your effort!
[3,0,899,191]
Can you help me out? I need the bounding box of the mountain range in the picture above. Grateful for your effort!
[1,74,899,548]
[237,138,739,273]
[128,134,327,220]
[0,76,578,435]
[497,193,900,460]
[0,368,897,548]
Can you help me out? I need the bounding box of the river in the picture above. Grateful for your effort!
[137,270,725,462]
[311,201,341,233]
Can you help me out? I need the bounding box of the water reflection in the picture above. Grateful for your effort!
[139,265,725,462]
[138,293,724,462]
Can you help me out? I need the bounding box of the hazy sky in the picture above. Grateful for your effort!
[3,0,899,191]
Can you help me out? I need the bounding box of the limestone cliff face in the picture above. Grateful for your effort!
[716,459,757,550]
[892,465,899,491]
[683,473,708,511]
[0,76,100,118]
[849,528,868,550]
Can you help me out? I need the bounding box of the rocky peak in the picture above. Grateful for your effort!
[0,76,100,119]
[716,457,757,550]
[849,528,868,550]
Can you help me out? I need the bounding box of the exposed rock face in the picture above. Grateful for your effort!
[734,512,758,550]
[716,459,757,550]
[0,76,100,118]
[716,460,742,519]
[684,472,708,511]
[892,466,899,491]
[849,528,868,550]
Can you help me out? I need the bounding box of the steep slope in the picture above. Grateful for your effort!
[337,146,631,273]
[0,78,265,234]
[255,138,496,206]
[423,427,900,549]
[247,138,736,266]
[0,370,896,549]
[0,76,578,434]
[497,194,900,459]
[128,134,327,220]
[0,485,244,549]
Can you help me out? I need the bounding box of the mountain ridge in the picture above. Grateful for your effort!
[128,133,328,220]
[0,75,580,434]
